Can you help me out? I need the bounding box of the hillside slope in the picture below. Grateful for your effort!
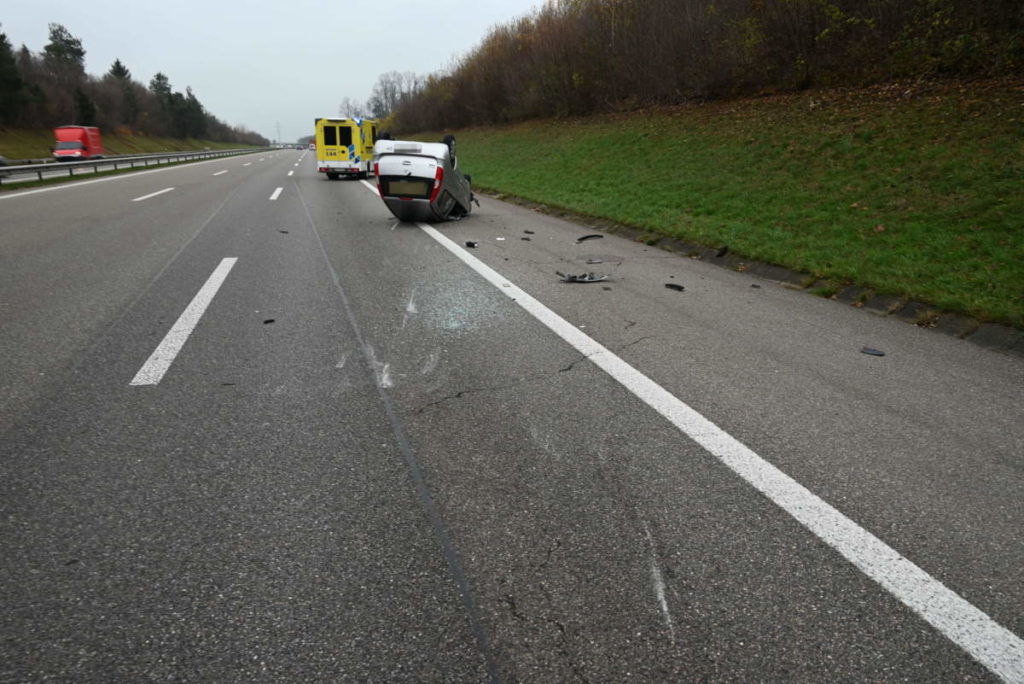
[451,79,1023,327]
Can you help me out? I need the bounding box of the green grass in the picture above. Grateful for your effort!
[444,80,1024,327]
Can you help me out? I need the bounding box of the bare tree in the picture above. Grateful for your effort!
[338,96,369,118]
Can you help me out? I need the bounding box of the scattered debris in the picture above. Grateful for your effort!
[586,257,604,264]
[496,237,506,241]
[664,283,685,292]
[465,241,478,248]
[576,234,604,243]
[751,283,761,288]
[557,271,610,283]
[524,230,535,234]
[521,237,531,241]
[860,347,886,356]
[602,286,612,291]
[278,230,289,234]
[716,245,729,257]
[263,319,276,324]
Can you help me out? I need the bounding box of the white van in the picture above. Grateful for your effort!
[373,135,475,222]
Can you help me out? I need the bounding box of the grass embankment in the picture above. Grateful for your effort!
[0,128,252,160]
[451,79,1023,328]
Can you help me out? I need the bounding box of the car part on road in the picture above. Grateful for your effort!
[557,271,610,283]
[665,283,686,292]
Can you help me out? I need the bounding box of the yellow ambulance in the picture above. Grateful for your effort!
[314,117,379,180]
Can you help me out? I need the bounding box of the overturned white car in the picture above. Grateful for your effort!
[373,135,476,222]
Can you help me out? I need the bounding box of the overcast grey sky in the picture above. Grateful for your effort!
[3,0,544,141]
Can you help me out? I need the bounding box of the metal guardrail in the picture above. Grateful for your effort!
[0,148,269,186]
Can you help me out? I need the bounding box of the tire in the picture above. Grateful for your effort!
[326,172,338,180]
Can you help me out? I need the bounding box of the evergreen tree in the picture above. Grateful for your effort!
[43,24,86,122]
[43,23,85,75]
[149,72,171,102]
[73,87,96,125]
[107,58,130,80]
[108,58,137,125]
[0,27,26,125]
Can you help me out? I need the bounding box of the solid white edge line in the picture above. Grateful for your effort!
[129,257,238,386]
[269,187,283,201]
[406,217,1024,682]
[131,187,175,202]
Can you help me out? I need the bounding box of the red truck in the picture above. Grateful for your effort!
[52,126,104,160]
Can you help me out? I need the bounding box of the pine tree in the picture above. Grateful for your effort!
[0,27,26,125]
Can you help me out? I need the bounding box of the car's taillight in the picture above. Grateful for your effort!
[429,166,444,202]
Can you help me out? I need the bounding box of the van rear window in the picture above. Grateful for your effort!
[321,126,353,147]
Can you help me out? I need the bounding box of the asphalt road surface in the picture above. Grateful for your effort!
[2,150,1022,682]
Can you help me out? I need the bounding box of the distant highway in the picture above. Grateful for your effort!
[1,148,1021,681]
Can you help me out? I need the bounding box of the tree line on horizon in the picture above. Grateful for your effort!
[370,0,1021,133]
[0,23,268,146]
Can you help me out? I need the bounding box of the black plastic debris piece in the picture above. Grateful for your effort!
[751,283,761,288]
[665,283,685,292]
[263,319,276,324]
[465,241,478,248]
[524,230,535,234]
[521,237,531,241]
[602,286,612,291]
[557,271,609,283]
[716,245,729,257]
[278,230,289,234]
[860,347,886,356]
[576,234,603,243]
